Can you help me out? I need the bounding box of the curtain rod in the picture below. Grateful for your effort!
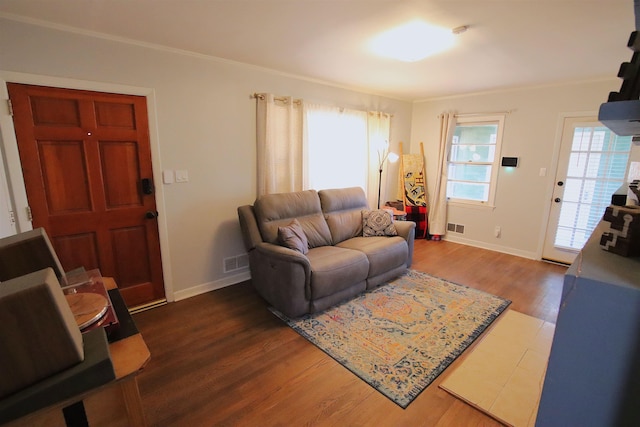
[439,110,515,118]
[250,93,302,105]
[369,111,393,118]
[251,93,393,116]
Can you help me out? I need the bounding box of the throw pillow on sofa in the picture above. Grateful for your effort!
[277,219,309,254]
[362,209,398,237]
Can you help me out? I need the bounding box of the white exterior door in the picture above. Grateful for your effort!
[542,116,632,264]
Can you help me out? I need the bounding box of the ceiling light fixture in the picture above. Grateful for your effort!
[452,25,469,35]
[370,20,466,62]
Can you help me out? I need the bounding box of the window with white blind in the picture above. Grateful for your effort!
[446,115,505,206]
[554,126,632,250]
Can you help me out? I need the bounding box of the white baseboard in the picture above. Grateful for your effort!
[443,235,539,260]
[173,270,251,302]
[172,237,537,302]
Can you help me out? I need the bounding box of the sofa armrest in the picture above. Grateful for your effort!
[395,220,416,239]
[250,242,312,317]
[238,205,263,251]
[254,242,311,270]
[394,221,416,268]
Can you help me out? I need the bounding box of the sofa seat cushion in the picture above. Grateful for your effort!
[336,236,408,277]
[307,246,369,300]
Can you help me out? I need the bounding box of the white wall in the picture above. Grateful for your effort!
[1,17,634,298]
[411,79,637,259]
[0,18,413,299]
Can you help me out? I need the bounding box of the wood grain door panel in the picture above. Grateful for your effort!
[100,141,143,209]
[38,140,93,214]
[52,232,100,274]
[8,83,165,308]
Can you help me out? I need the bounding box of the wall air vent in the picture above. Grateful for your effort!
[223,254,249,273]
[446,223,465,234]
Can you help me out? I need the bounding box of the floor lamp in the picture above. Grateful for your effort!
[377,144,399,209]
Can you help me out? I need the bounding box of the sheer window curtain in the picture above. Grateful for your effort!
[255,93,303,196]
[256,93,391,208]
[429,112,457,236]
[305,105,390,208]
[304,104,368,191]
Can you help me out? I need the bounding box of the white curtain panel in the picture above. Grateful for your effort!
[430,112,457,236]
[256,93,303,196]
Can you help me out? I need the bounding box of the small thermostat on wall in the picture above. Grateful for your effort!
[501,157,518,167]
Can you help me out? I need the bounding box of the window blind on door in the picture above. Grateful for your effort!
[555,126,632,250]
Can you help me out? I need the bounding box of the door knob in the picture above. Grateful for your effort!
[145,211,158,219]
[554,198,561,203]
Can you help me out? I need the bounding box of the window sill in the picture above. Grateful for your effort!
[447,200,496,211]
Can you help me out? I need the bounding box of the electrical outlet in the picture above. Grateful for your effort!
[494,226,501,238]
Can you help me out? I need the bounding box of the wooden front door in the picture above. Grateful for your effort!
[8,83,165,308]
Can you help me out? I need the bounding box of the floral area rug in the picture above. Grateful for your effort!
[270,270,511,408]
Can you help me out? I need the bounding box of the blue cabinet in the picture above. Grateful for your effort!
[536,222,640,426]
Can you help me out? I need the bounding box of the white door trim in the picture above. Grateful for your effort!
[0,136,16,238]
[0,70,174,302]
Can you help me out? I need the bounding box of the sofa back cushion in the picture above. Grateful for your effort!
[319,187,369,244]
[254,190,332,248]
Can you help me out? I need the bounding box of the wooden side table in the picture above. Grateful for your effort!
[390,207,407,221]
[5,278,150,427]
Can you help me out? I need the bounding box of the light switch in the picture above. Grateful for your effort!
[539,167,547,177]
[163,170,175,184]
[175,170,189,183]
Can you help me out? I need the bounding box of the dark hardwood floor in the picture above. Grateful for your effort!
[133,239,567,426]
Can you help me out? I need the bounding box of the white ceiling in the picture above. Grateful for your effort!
[0,0,635,100]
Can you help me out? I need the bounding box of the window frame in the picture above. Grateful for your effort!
[446,114,506,208]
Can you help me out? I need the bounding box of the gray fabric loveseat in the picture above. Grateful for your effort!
[237,187,416,317]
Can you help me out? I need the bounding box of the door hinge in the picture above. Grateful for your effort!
[25,206,32,221]
[7,99,13,116]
